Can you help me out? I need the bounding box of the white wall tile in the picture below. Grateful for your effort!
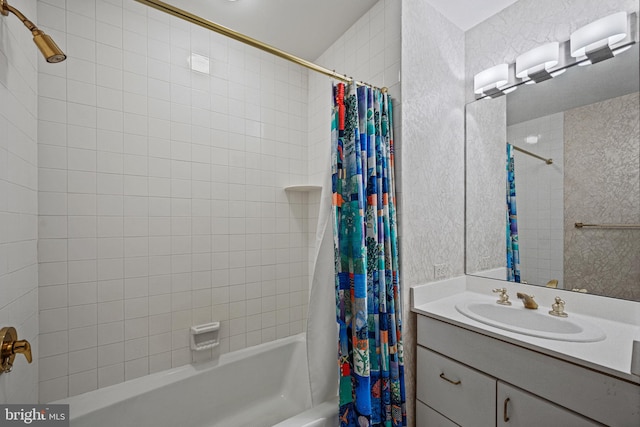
[98,363,124,388]
[37,0,312,401]
[0,0,39,404]
[68,347,97,374]
[68,370,97,396]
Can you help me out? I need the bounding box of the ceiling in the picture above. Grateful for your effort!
[425,0,519,31]
[164,0,519,60]
[166,0,378,60]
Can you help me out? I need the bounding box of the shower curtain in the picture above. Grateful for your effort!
[506,143,521,282]
[332,82,406,427]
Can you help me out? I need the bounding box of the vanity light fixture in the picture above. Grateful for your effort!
[474,63,517,98]
[473,11,636,100]
[515,42,560,84]
[571,12,628,66]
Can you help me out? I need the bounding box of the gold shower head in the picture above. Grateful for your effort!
[1,0,66,63]
[32,30,66,63]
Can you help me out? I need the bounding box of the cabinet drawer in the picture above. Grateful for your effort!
[417,347,496,426]
[416,400,459,426]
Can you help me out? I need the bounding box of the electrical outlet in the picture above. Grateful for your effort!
[434,263,448,279]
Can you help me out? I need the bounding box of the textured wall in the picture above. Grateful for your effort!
[0,0,39,404]
[36,0,310,401]
[564,92,640,300]
[402,1,465,425]
[466,97,506,275]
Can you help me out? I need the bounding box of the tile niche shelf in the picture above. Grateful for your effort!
[284,185,322,192]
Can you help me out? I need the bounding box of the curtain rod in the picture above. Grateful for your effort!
[511,144,553,165]
[134,0,386,92]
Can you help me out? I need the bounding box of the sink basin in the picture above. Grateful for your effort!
[455,302,606,342]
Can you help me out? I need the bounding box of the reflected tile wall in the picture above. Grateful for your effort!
[508,113,564,288]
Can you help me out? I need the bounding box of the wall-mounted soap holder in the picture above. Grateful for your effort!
[190,322,220,351]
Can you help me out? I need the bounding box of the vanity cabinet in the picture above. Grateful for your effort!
[416,347,599,426]
[416,314,639,426]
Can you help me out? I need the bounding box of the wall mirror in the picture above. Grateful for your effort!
[465,43,639,301]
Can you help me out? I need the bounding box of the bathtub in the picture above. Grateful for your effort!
[56,333,337,427]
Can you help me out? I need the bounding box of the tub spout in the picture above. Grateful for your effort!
[516,293,538,309]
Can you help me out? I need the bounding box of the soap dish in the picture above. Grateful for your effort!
[190,322,220,351]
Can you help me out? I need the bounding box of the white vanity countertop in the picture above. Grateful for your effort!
[411,275,640,384]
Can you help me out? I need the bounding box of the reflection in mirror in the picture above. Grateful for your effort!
[466,44,639,301]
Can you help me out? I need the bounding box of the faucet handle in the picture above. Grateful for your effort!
[492,288,512,306]
[12,340,32,363]
[549,296,568,317]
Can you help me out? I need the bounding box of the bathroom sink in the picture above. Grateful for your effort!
[455,302,606,342]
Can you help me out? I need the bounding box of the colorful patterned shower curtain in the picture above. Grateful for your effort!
[332,82,406,427]
[506,143,521,282]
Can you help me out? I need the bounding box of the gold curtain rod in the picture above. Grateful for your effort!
[575,222,640,229]
[511,145,553,165]
[134,0,386,92]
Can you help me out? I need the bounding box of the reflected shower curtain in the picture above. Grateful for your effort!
[332,82,406,427]
[506,143,521,282]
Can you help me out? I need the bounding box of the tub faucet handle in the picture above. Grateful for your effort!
[1,327,32,374]
[492,288,511,306]
[12,340,32,363]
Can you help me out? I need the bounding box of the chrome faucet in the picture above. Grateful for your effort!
[516,293,538,309]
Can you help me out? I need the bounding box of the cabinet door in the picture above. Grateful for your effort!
[497,381,602,426]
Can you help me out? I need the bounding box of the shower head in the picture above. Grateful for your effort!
[1,0,66,63]
[32,30,66,63]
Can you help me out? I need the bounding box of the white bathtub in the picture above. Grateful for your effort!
[55,334,337,427]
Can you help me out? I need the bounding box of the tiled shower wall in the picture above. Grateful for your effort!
[308,0,401,185]
[36,0,310,401]
[0,0,39,404]
[307,0,401,275]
